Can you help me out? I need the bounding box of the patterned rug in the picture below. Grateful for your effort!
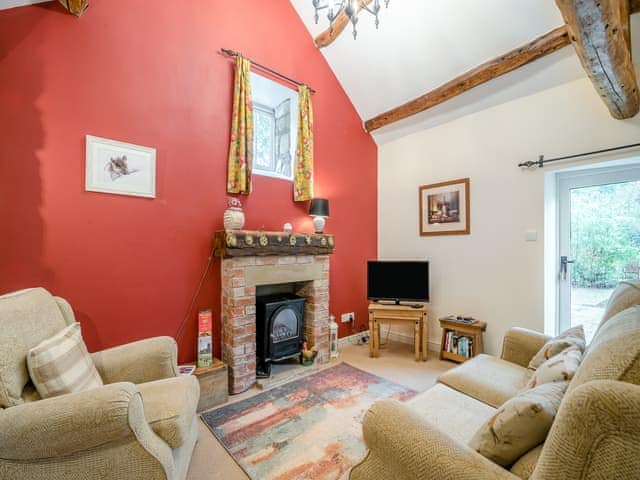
[201,363,416,480]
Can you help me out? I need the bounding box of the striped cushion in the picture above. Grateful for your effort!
[27,322,103,399]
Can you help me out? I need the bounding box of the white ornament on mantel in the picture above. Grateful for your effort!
[224,197,245,230]
[283,223,293,233]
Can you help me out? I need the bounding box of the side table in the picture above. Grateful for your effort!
[189,358,228,412]
[368,303,428,361]
[439,318,486,363]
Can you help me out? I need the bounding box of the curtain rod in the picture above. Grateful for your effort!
[220,48,316,94]
[519,142,640,169]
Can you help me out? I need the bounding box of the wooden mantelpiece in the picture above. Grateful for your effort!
[213,230,335,258]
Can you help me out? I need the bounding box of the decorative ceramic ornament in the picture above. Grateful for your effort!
[224,197,245,230]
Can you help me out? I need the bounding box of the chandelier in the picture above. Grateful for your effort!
[312,0,390,40]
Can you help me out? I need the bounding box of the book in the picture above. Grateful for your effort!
[178,365,195,375]
[198,309,213,368]
[459,337,467,357]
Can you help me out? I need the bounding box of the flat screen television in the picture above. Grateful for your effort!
[367,260,429,303]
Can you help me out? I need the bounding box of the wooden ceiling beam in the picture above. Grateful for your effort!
[364,26,571,132]
[363,2,640,132]
[555,0,639,119]
[57,0,88,16]
[314,0,373,48]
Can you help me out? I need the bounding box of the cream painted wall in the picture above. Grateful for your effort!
[378,71,640,356]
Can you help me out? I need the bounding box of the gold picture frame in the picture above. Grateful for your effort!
[419,178,470,236]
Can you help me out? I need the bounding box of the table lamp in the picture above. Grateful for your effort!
[309,198,330,233]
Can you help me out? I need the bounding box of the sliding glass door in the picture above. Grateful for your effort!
[558,165,640,341]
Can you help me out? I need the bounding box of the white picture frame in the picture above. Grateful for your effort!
[85,135,156,198]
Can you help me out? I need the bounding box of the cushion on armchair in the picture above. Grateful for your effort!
[438,354,531,408]
[523,346,581,390]
[527,325,585,370]
[568,305,640,393]
[27,322,103,399]
[597,280,640,332]
[469,381,567,467]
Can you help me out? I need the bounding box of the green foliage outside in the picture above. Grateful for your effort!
[571,181,640,288]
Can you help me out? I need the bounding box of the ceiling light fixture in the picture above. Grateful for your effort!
[312,0,390,40]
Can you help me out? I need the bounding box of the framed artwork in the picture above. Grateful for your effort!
[85,135,156,198]
[419,178,470,236]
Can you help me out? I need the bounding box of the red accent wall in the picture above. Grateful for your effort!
[0,1,377,362]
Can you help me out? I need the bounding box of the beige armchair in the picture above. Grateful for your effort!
[0,288,200,480]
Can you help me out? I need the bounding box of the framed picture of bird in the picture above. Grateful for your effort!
[85,134,156,198]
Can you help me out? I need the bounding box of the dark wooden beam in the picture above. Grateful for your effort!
[556,0,639,119]
[57,0,88,16]
[631,0,640,15]
[364,26,571,132]
[213,230,334,258]
[314,0,373,48]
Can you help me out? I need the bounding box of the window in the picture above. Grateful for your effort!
[254,104,276,173]
[251,72,298,181]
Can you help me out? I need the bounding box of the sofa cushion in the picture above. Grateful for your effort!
[0,288,68,408]
[510,445,543,480]
[27,322,103,399]
[438,354,531,408]
[597,280,640,333]
[568,305,640,394]
[523,346,582,390]
[138,375,199,448]
[528,325,585,370]
[469,381,567,467]
[407,383,496,445]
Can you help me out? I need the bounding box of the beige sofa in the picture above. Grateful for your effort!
[0,288,200,480]
[351,281,640,480]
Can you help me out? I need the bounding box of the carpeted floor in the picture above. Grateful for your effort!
[186,340,454,480]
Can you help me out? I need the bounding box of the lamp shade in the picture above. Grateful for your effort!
[309,198,330,217]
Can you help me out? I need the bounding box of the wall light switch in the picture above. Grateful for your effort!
[525,230,538,242]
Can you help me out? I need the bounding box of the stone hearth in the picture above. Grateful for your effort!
[220,254,331,394]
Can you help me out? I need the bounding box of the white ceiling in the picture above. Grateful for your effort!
[4,1,638,144]
[0,0,49,9]
[290,0,640,143]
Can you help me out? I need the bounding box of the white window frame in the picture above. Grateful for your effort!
[252,102,294,182]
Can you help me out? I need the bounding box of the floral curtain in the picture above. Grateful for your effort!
[227,56,253,195]
[294,85,314,202]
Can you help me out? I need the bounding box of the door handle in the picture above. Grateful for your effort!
[560,256,575,281]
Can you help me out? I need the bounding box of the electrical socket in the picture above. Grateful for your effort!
[341,312,355,323]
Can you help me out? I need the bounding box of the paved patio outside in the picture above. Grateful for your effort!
[571,287,613,342]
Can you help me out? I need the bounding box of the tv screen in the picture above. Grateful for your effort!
[367,260,429,303]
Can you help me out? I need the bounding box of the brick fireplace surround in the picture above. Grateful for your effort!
[221,254,331,394]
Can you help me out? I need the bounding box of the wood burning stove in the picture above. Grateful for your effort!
[256,293,305,378]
